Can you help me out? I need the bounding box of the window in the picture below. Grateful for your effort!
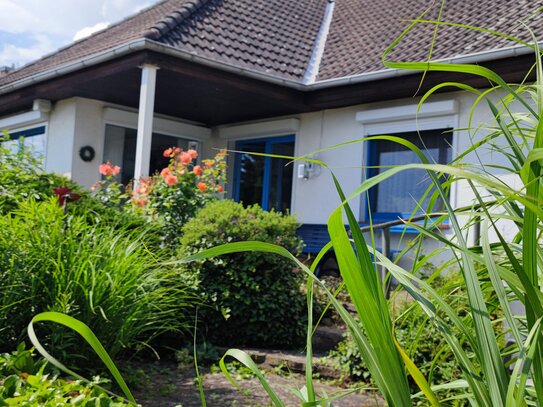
[1,126,46,160]
[366,129,452,222]
[103,124,191,184]
[233,135,295,212]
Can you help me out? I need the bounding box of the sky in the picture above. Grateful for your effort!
[0,0,154,68]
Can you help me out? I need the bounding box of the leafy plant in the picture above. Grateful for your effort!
[0,198,194,363]
[0,343,129,406]
[177,199,307,348]
[18,7,543,407]
[0,131,81,214]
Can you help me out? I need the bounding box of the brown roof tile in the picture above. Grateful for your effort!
[0,0,542,89]
[318,0,543,80]
[0,0,191,87]
[154,0,327,80]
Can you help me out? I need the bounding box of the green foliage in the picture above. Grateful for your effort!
[0,344,128,406]
[0,131,80,214]
[330,273,483,396]
[178,200,306,348]
[0,198,194,363]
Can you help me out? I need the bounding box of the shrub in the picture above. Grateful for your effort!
[0,198,194,363]
[0,132,81,214]
[178,200,306,348]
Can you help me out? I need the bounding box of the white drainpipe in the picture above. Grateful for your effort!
[134,64,158,180]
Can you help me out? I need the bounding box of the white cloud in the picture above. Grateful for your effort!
[73,22,110,42]
[0,34,53,68]
[0,0,158,66]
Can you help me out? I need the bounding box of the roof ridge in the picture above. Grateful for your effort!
[144,0,213,40]
[303,0,335,85]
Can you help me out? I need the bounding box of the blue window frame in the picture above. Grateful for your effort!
[365,128,452,224]
[233,135,295,212]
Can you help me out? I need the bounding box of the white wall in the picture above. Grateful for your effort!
[213,89,524,267]
[46,99,77,176]
[42,97,213,188]
[72,98,106,187]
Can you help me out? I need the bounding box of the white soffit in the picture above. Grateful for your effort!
[356,100,458,124]
[218,118,300,139]
[103,107,211,139]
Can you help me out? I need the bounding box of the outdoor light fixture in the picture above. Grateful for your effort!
[297,162,318,180]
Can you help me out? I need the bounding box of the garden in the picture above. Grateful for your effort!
[2,16,543,407]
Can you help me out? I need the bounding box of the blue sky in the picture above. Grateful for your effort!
[0,0,153,68]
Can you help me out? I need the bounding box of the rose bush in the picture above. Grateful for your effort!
[92,147,227,246]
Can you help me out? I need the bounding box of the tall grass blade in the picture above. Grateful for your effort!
[219,349,285,407]
[27,311,136,404]
[506,317,543,406]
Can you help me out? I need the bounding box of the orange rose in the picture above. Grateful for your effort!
[180,152,192,165]
[187,149,198,159]
[160,167,171,177]
[163,147,174,158]
[164,173,178,186]
[193,165,203,176]
[112,165,121,176]
[217,185,224,193]
[197,182,207,192]
[99,162,112,176]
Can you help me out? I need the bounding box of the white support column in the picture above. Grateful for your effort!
[134,64,158,180]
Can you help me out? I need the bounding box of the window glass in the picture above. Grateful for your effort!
[234,136,295,212]
[103,124,190,184]
[1,126,46,162]
[237,141,266,208]
[368,129,452,220]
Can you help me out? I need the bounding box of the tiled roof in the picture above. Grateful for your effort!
[149,0,327,80]
[318,0,543,80]
[0,0,187,87]
[0,0,542,88]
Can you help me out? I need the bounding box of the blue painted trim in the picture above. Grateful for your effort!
[8,126,46,139]
[364,135,447,232]
[262,142,272,210]
[233,135,295,211]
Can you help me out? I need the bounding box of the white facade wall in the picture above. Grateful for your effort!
[1,88,522,266]
[46,99,77,177]
[213,90,522,266]
[6,97,212,188]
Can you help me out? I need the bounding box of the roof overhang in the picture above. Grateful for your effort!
[0,39,538,125]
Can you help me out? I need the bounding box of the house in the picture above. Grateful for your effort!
[0,0,541,265]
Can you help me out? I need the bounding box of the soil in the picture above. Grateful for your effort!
[132,361,384,407]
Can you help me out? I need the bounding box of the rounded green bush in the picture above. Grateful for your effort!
[178,200,307,348]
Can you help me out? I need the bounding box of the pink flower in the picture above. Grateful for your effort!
[160,167,171,177]
[180,152,192,165]
[164,173,178,186]
[99,163,112,176]
[193,165,203,176]
[197,182,207,192]
[163,148,174,158]
[187,149,198,160]
[99,161,120,176]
